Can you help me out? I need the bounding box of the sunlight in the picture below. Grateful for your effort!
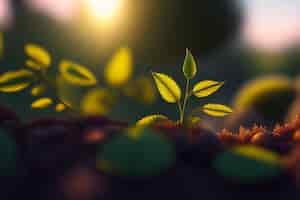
[87,0,123,22]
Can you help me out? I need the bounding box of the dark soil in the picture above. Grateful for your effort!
[1,105,300,200]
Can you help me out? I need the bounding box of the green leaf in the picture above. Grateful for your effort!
[213,145,282,183]
[202,104,232,117]
[152,72,181,103]
[31,84,46,96]
[80,88,114,115]
[59,60,97,86]
[24,44,51,69]
[136,114,169,126]
[55,103,66,112]
[104,47,133,87]
[31,98,53,109]
[97,127,175,177]
[0,70,34,93]
[183,49,197,79]
[193,80,224,98]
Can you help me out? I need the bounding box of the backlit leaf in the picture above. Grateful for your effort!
[98,128,175,176]
[136,114,169,126]
[25,60,43,71]
[31,98,53,109]
[0,70,34,93]
[104,47,133,87]
[59,60,97,86]
[123,76,157,105]
[80,88,114,115]
[55,103,66,112]
[193,80,224,98]
[152,72,181,103]
[25,44,51,69]
[202,104,232,117]
[31,84,46,96]
[213,145,282,183]
[183,49,197,79]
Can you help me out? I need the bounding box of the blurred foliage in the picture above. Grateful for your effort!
[0,37,157,120]
[214,145,282,183]
[97,127,175,177]
[230,75,296,126]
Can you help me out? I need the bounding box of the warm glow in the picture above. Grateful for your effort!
[88,0,123,21]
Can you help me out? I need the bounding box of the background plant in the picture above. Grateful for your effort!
[137,49,232,126]
[0,39,156,117]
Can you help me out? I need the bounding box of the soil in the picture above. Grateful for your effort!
[1,105,300,200]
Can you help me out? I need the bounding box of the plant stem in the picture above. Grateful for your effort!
[180,79,190,124]
[177,101,184,124]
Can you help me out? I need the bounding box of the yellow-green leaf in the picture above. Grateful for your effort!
[202,104,233,117]
[152,72,181,103]
[80,88,114,115]
[123,76,157,105]
[136,115,169,126]
[24,44,51,69]
[183,49,197,79]
[31,98,53,109]
[31,84,46,96]
[25,60,43,71]
[59,60,97,86]
[0,70,34,93]
[55,103,66,112]
[104,47,133,87]
[193,80,224,98]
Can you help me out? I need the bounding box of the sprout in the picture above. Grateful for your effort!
[138,49,232,126]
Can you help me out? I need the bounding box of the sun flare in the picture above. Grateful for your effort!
[88,0,123,21]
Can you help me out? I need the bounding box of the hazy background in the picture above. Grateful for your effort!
[0,0,299,124]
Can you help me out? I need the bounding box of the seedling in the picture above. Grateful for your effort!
[138,49,232,126]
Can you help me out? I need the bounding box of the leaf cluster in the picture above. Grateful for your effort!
[0,38,156,115]
[138,49,232,126]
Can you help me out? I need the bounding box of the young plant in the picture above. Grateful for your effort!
[137,49,232,126]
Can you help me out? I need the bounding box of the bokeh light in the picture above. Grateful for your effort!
[86,0,124,23]
[241,0,300,52]
[0,0,13,28]
[27,0,79,22]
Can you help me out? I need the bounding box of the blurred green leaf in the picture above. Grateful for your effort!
[31,84,46,96]
[0,70,34,93]
[59,60,97,86]
[98,127,175,177]
[104,47,133,87]
[213,145,281,183]
[136,114,169,126]
[31,97,53,109]
[80,88,114,115]
[25,44,51,69]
